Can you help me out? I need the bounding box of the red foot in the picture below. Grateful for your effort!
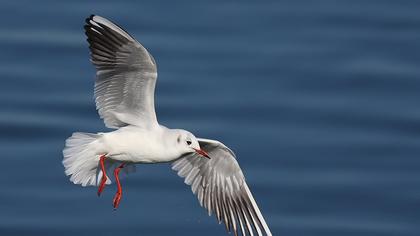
[113,163,125,210]
[97,155,107,196]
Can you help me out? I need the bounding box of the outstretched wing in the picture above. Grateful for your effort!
[84,15,158,128]
[172,138,272,236]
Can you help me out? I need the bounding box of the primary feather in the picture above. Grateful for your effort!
[172,138,272,236]
[85,15,158,128]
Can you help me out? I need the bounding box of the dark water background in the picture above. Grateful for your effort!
[1,0,420,235]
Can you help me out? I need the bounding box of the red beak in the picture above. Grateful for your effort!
[194,148,210,159]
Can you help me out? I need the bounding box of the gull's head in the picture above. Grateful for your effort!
[176,130,210,159]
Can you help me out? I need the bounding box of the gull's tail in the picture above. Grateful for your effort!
[62,132,106,187]
[62,132,135,187]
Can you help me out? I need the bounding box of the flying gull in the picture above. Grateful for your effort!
[63,15,272,236]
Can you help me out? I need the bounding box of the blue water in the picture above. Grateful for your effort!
[1,0,420,235]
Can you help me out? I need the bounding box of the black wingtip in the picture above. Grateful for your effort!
[85,14,95,24]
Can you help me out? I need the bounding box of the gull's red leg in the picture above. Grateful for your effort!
[113,162,125,210]
[97,155,107,196]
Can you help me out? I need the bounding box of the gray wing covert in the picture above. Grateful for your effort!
[172,138,272,236]
[85,15,158,128]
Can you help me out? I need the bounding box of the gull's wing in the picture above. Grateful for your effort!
[84,15,158,128]
[172,138,272,236]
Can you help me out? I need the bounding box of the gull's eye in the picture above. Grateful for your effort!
[186,140,192,145]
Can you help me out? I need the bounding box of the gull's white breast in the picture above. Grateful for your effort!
[100,126,180,163]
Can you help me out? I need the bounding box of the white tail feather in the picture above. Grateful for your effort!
[63,132,136,187]
[63,132,106,187]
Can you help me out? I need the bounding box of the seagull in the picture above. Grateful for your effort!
[63,15,272,236]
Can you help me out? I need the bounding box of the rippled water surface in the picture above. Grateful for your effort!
[1,0,420,235]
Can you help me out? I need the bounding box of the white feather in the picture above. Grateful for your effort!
[63,132,105,187]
